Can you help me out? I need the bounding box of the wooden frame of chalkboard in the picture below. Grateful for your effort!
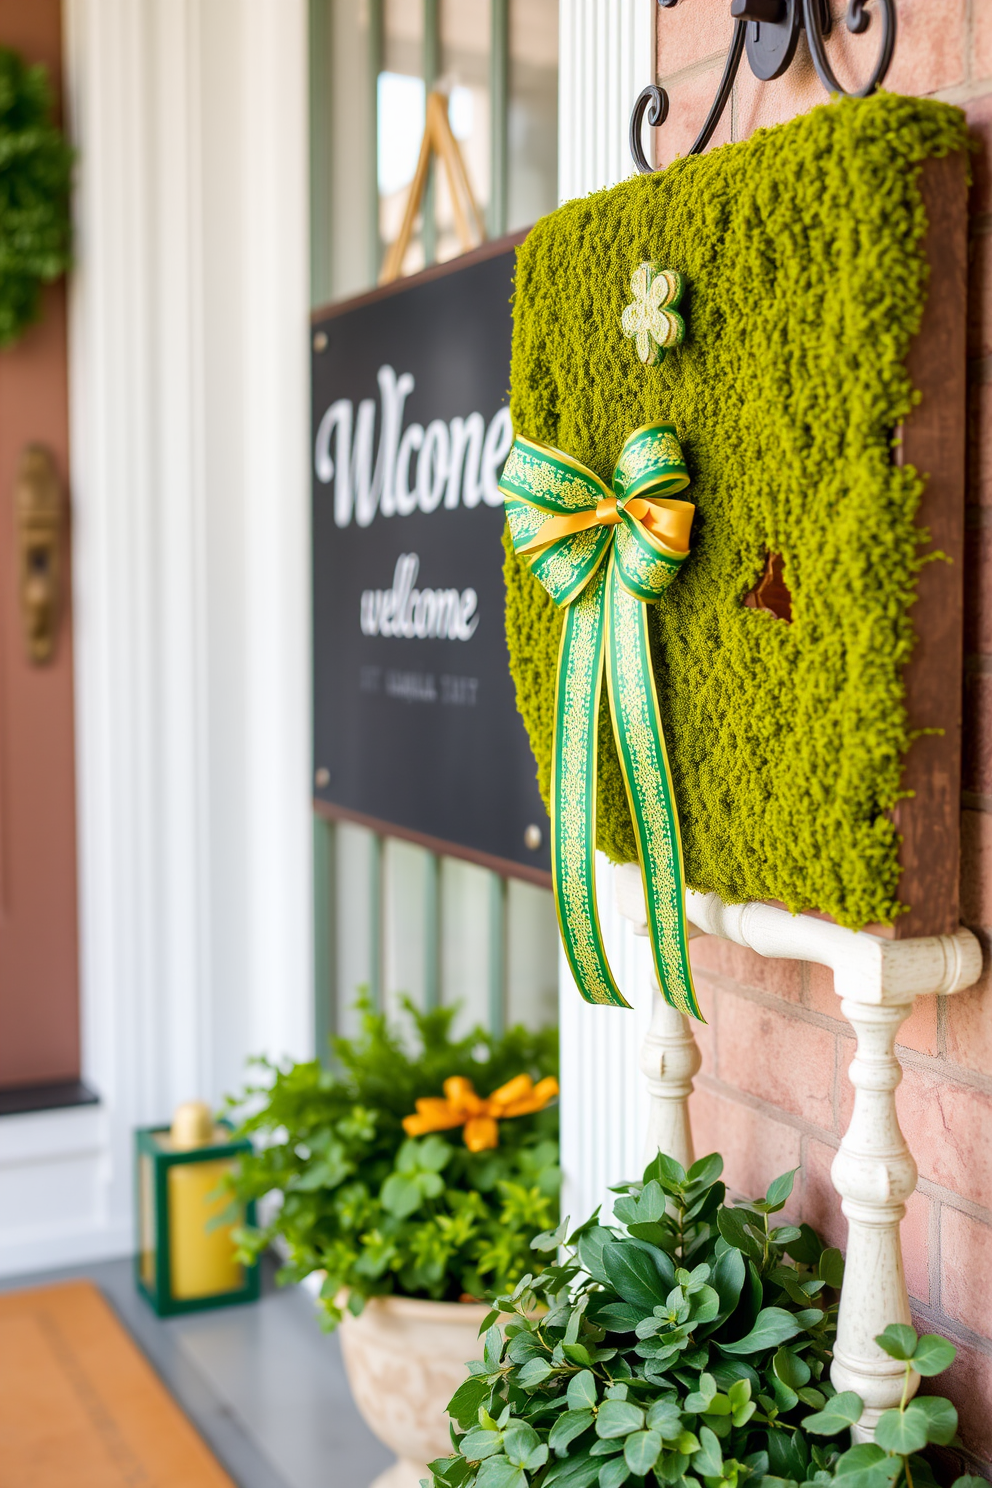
[311,233,553,889]
[309,233,528,328]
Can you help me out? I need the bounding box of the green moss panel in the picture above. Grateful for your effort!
[504,94,967,930]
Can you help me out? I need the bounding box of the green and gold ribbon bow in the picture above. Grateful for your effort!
[500,423,702,1020]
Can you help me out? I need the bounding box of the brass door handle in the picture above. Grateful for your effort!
[16,445,62,664]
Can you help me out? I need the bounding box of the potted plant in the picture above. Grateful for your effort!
[430,1153,985,1488]
[227,999,559,1488]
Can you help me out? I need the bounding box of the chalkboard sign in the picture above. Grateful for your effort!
[311,237,551,883]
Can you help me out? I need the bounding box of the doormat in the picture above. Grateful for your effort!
[0,1279,235,1487]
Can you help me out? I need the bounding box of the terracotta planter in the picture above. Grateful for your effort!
[339,1294,490,1488]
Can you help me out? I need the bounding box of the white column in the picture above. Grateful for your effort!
[559,0,655,204]
[558,860,655,1226]
[239,0,312,1067]
[15,0,313,1272]
[556,0,658,1229]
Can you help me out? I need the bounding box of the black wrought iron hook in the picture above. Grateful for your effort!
[630,19,746,172]
[803,0,896,97]
[631,0,897,174]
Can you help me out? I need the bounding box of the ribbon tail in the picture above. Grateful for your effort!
[604,562,703,1022]
[551,559,630,1009]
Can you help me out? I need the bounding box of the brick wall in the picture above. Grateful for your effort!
[660,0,992,1470]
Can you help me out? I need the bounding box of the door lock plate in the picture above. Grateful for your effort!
[16,445,62,665]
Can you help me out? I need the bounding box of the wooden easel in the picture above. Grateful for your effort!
[379,91,486,285]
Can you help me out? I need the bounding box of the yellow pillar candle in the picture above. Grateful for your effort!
[166,1102,244,1301]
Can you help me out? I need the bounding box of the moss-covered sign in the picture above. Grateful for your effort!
[504,94,967,932]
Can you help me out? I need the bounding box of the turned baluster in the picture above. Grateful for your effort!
[614,862,701,1173]
[612,872,985,1438]
[829,994,921,1439]
[640,980,701,1172]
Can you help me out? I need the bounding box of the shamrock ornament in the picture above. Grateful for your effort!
[621,262,685,366]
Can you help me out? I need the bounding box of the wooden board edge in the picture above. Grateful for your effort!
[744,155,967,944]
[759,900,898,940]
[310,229,530,323]
[889,151,968,938]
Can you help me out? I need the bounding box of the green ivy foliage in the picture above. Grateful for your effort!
[430,1155,981,1488]
[801,1323,981,1488]
[433,1153,842,1488]
[226,998,559,1328]
[0,46,73,347]
[504,94,968,929]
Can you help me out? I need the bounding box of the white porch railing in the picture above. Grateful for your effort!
[614,862,983,1438]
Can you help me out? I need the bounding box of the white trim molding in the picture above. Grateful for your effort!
[0,0,313,1278]
[0,1105,129,1276]
[558,0,654,204]
[556,0,657,1232]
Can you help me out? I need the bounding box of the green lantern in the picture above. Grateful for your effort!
[135,1101,260,1317]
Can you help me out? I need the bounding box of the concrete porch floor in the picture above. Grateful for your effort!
[0,1255,391,1488]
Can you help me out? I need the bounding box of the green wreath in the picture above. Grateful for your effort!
[0,46,73,348]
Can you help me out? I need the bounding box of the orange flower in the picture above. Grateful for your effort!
[402,1073,559,1152]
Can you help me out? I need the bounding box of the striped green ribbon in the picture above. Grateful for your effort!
[500,423,702,1020]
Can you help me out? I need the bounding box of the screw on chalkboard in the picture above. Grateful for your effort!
[315,767,331,788]
[524,825,543,851]
[313,331,328,353]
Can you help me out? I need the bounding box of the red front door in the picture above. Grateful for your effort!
[0,0,81,1091]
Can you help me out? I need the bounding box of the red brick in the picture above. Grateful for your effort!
[657,0,734,78]
[654,62,732,169]
[895,997,939,1059]
[734,43,823,141]
[969,232,992,362]
[806,962,839,1018]
[799,1136,846,1251]
[898,1064,992,1209]
[968,378,992,508]
[691,1079,801,1201]
[945,949,992,1075]
[690,935,803,1003]
[692,970,718,1080]
[807,965,934,1063]
[880,0,965,97]
[689,936,727,980]
[716,994,836,1128]
[960,808,992,930]
[901,1187,931,1308]
[966,92,992,220]
[965,524,992,655]
[941,1204,992,1336]
[963,671,992,796]
[932,1339,992,1462]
